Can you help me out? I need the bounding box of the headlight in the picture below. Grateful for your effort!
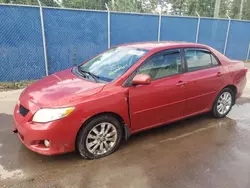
[32,107,74,123]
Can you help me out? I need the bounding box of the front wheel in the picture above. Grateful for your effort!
[212,88,234,118]
[77,115,123,159]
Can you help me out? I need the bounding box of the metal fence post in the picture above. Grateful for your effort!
[105,3,110,48]
[224,14,231,55]
[195,11,200,43]
[37,0,48,76]
[157,5,162,42]
[246,42,250,61]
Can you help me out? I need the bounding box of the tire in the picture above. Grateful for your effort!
[76,114,123,159]
[212,88,234,118]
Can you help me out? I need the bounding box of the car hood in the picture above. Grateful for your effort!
[20,69,105,108]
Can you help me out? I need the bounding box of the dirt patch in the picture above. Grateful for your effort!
[0,80,35,91]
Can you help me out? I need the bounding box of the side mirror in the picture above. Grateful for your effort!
[132,74,151,86]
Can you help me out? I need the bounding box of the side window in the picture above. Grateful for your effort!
[185,49,213,72]
[137,50,182,80]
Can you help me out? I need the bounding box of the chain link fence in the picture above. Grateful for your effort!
[110,12,159,46]
[0,3,250,81]
[0,5,45,81]
[43,7,108,74]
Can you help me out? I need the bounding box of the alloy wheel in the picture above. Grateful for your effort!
[216,91,232,115]
[86,122,118,155]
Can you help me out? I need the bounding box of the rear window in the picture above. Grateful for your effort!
[185,49,217,72]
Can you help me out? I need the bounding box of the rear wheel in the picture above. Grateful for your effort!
[77,115,123,159]
[212,88,234,118]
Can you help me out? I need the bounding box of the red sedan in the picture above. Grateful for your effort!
[13,42,247,159]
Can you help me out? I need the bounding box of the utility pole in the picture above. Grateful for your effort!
[112,0,115,10]
[214,0,221,18]
[239,0,244,19]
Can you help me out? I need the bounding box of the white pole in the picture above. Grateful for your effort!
[157,3,162,42]
[111,0,115,10]
[105,3,111,49]
[224,14,231,55]
[37,0,49,76]
[239,0,244,20]
[195,11,200,43]
[246,42,250,61]
[214,0,221,18]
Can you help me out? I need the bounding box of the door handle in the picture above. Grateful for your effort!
[216,72,223,77]
[176,81,186,86]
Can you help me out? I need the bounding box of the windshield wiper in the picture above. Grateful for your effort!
[77,67,100,83]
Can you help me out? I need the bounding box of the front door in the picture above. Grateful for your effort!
[128,49,187,131]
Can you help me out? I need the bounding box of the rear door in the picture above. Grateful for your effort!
[182,48,226,115]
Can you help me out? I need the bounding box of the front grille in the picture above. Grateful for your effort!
[19,104,29,117]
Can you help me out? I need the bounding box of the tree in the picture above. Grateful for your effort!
[0,0,59,6]
[169,0,216,17]
[186,0,198,16]
[193,0,215,17]
[218,0,231,18]
[0,0,250,20]
[228,0,250,20]
[62,0,109,10]
[229,0,240,18]
[169,0,187,15]
[141,0,158,13]
[242,0,250,20]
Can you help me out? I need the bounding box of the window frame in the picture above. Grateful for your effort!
[183,47,221,73]
[210,53,220,66]
[123,48,185,87]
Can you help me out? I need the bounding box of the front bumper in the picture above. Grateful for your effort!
[13,100,75,155]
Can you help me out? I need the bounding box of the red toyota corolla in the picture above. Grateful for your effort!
[13,42,247,159]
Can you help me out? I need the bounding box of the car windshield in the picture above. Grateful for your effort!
[78,47,148,82]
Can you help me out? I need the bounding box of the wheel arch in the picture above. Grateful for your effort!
[75,112,129,151]
[222,84,237,104]
[210,84,237,111]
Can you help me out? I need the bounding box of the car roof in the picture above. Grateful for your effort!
[120,41,208,51]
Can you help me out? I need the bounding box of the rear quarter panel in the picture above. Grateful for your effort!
[230,60,247,98]
[208,46,247,97]
[218,59,247,98]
